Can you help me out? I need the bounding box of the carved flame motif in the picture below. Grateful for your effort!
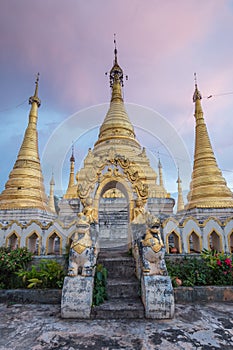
[77,156,148,201]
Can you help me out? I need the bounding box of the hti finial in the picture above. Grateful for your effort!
[114,33,117,64]
[70,142,75,162]
[157,151,161,166]
[193,72,202,102]
[36,72,40,84]
[194,72,197,86]
[177,166,181,181]
[29,72,41,107]
[109,34,124,89]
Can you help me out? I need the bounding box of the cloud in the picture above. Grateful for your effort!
[1,0,233,194]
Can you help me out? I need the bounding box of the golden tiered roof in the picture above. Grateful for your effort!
[0,74,51,212]
[64,42,170,201]
[186,81,233,209]
[94,43,140,149]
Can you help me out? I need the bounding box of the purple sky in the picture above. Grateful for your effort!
[1,0,233,202]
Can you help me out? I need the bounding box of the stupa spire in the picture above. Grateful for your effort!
[94,36,140,149]
[64,144,76,199]
[0,74,51,212]
[158,157,164,188]
[186,75,233,209]
[176,168,184,212]
[48,173,56,213]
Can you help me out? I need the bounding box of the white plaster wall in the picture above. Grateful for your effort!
[203,219,224,251]
[182,219,202,253]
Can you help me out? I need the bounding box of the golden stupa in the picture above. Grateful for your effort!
[64,41,170,208]
[186,81,233,209]
[0,74,51,212]
[176,169,184,212]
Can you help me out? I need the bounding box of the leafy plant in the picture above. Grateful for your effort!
[93,263,108,306]
[0,247,33,289]
[17,259,65,289]
[27,278,43,289]
[201,249,233,286]
[166,250,233,287]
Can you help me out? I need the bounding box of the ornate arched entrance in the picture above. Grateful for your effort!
[76,155,149,249]
[95,178,134,249]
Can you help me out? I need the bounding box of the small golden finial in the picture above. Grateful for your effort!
[114,33,117,64]
[193,72,202,102]
[109,34,124,89]
[157,151,161,167]
[194,72,197,86]
[36,72,40,84]
[29,72,41,107]
[177,166,181,183]
[70,142,75,162]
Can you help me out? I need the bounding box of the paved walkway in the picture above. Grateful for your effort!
[0,302,233,349]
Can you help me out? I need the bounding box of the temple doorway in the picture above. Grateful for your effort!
[98,184,130,250]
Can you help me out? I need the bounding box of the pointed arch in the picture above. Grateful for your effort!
[94,176,136,228]
[166,230,182,254]
[187,230,202,253]
[208,230,223,252]
[162,217,179,228]
[6,231,20,249]
[228,231,233,253]
[182,216,200,227]
[203,216,222,227]
[26,231,41,255]
[46,231,62,255]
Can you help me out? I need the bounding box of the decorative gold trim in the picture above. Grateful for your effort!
[187,230,202,253]
[25,231,41,256]
[207,229,223,252]
[45,231,63,255]
[166,230,182,254]
[5,231,21,249]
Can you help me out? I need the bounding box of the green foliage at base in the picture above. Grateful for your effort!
[93,264,108,306]
[17,259,65,289]
[166,250,233,287]
[0,247,33,289]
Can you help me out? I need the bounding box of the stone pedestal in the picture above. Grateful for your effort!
[141,275,174,319]
[61,276,94,318]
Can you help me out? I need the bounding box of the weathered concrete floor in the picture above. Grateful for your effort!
[0,303,233,349]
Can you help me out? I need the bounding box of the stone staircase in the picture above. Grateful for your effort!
[91,249,145,319]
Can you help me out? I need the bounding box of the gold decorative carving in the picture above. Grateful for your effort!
[132,199,147,224]
[142,227,164,253]
[77,155,148,202]
[70,225,92,255]
[78,197,98,224]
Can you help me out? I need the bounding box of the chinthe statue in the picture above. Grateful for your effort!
[140,217,167,276]
[68,224,97,277]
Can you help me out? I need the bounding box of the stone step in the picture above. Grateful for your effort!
[91,298,145,319]
[98,254,135,278]
[107,278,140,299]
[98,239,128,250]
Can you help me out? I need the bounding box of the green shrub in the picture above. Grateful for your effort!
[201,249,233,286]
[0,247,33,289]
[166,250,233,287]
[17,259,65,289]
[93,264,108,306]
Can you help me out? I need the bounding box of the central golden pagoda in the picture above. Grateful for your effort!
[64,41,171,218]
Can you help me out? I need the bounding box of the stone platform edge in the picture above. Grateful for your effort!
[1,286,233,305]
